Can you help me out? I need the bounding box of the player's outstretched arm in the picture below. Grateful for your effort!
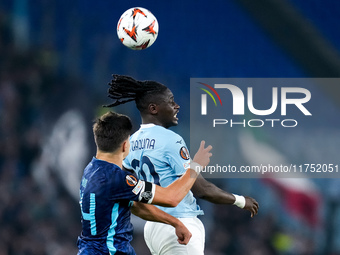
[131,202,192,245]
[191,175,259,217]
[152,140,212,207]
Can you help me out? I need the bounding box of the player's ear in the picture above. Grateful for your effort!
[148,103,158,115]
[122,137,130,155]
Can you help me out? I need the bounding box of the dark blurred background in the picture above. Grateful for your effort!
[1,0,340,254]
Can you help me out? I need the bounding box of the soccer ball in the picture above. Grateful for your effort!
[117,7,159,50]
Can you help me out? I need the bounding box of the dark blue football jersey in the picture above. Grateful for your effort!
[77,157,154,255]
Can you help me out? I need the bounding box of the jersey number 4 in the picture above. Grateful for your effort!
[80,193,97,235]
[131,156,160,185]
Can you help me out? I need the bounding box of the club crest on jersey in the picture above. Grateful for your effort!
[179,146,190,160]
[126,175,138,187]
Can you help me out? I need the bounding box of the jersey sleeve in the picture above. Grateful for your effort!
[165,134,191,176]
[109,171,156,204]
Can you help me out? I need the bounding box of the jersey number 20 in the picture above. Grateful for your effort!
[131,156,160,185]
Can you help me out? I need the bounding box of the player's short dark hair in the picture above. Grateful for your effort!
[105,74,168,112]
[93,111,132,152]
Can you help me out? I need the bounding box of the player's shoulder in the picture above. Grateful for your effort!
[155,125,183,140]
[155,128,189,156]
[133,124,183,140]
[155,127,186,149]
[89,157,122,177]
[101,161,137,189]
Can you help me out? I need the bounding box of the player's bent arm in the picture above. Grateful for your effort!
[137,140,213,207]
[152,140,213,207]
[127,171,198,207]
[151,168,199,207]
[131,202,191,245]
[131,202,180,225]
[191,174,235,203]
[133,167,201,207]
[191,175,260,217]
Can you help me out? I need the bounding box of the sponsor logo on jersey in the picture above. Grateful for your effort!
[183,162,190,170]
[180,146,190,160]
[126,175,138,187]
[132,180,145,195]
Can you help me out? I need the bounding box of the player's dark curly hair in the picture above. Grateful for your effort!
[105,74,168,112]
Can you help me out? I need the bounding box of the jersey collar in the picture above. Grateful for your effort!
[140,123,156,129]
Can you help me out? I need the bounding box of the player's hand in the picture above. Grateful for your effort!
[175,221,192,245]
[244,196,259,217]
[192,140,213,167]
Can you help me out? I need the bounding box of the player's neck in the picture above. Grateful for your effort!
[96,151,123,168]
[142,116,165,128]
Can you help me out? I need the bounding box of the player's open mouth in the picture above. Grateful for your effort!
[174,112,178,120]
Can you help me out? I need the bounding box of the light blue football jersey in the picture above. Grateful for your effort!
[123,124,204,218]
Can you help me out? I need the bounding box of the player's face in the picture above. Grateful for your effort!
[156,89,180,128]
